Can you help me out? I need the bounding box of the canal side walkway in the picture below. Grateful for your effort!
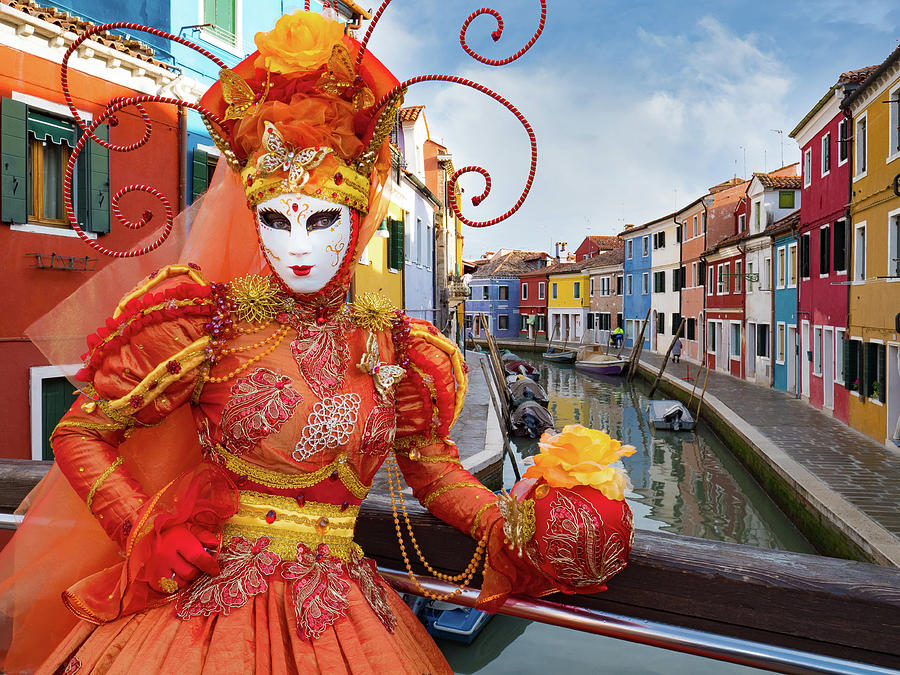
[637,351,900,566]
[369,351,504,496]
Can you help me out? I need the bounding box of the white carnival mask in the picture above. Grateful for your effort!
[255,193,352,294]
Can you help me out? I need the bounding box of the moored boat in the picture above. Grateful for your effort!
[575,345,628,376]
[647,400,697,431]
[542,345,577,363]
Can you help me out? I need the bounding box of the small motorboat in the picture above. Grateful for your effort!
[403,596,493,644]
[510,400,555,437]
[647,400,697,431]
[508,375,549,408]
[542,345,577,364]
[574,345,628,376]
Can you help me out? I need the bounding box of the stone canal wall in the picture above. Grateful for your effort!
[635,359,900,567]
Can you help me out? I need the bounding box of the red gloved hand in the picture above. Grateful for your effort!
[143,524,221,593]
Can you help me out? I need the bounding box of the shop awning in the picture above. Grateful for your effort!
[27,110,75,147]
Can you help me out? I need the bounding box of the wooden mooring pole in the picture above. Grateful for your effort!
[649,317,686,397]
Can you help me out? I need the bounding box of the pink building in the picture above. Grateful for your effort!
[678,197,708,363]
[789,67,875,422]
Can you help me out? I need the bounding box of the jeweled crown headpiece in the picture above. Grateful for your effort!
[58,1,547,259]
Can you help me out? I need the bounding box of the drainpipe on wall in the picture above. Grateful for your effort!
[793,222,802,400]
[843,105,854,392]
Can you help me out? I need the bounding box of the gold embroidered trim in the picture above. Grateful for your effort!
[421,482,493,509]
[215,445,370,499]
[81,384,142,428]
[408,326,468,428]
[237,491,360,521]
[113,265,208,320]
[393,434,445,451]
[86,456,124,514]
[221,522,362,562]
[107,338,210,413]
[190,364,208,405]
[469,502,497,539]
[409,454,462,465]
[497,492,536,552]
[408,364,440,437]
[53,419,125,433]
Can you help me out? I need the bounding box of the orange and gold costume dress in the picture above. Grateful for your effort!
[34,266,550,674]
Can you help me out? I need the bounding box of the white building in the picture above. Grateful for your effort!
[645,212,682,354]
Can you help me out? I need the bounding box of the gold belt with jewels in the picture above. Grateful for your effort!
[222,491,362,562]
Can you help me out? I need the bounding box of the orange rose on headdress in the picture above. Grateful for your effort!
[254,10,345,74]
[524,425,636,500]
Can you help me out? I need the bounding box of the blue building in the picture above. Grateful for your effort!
[465,251,547,340]
[769,212,800,394]
[620,223,653,348]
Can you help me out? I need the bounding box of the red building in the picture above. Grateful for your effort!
[702,179,750,377]
[518,267,550,339]
[574,234,621,262]
[0,8,182,470]
[788,68,874,422]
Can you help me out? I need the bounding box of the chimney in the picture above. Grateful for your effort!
[624,223,634,230]
[554,241,568,263]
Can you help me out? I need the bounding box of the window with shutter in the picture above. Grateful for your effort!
[819,226,830,275]
[834,220,846,271]
[388,217,404,270]
[2,97,28,223]
[191,147,210,203]
[800,234,810,279]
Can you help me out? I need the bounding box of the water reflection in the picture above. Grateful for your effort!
[510,356,814,553]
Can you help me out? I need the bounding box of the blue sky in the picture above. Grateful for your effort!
[366,1,900,258]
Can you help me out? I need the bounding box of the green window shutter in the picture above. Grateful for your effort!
[218,0,235,35]
[192,148,209,202]
[2,97,27,224]
[877,344,886,403]
[85,123,109,233]
[779,191,795,209]
[388,218,404,270]
[41,377,78,461]
[842,338,851,388]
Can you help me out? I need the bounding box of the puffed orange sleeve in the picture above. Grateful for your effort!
[51,265,215,548]
[392,317,555,609]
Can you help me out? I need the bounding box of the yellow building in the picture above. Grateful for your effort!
[352,203,404,309]
[843,45,900,445]
[547,261,592,342]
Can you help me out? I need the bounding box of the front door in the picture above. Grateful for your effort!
[747,322,757,378]
[888,344,900,444]
[787,325,797,394]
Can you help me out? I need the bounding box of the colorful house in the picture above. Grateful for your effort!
[547,260,593,343]
[645,212,680,355]
[574,234,621,262]
[586,248,625,345]
[789,68,874,421]
[841,45,900,446]
[620,222,653,348]
[0,4,183,465]
[465,250,547,339]
[743,168,802,385]
[703,178,750,377]
[768,212,801,393]
[677,197,708,362]
[519,266,550,340]
[704,232,746,377]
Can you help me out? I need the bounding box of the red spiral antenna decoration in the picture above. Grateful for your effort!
[356,1,546,70]
[374,76,537,228]
[460,1,547,66]
[60,23,229,257]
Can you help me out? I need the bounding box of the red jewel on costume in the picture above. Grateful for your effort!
[333,172,343,185]
[166,360,182,375]
[330,470,339,481]
[188,262,201,270]
[292,202,299,212]
[296,494,306,507]
[340,501,349,512]
[129,394,143,408]
[265,510,276,524]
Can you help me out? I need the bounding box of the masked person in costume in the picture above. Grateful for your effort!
[0,7,636,674]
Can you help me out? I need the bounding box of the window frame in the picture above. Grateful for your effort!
[498,284,509,301]
[498,314,509,331]
[626,274,633,296]
[538,281,545,300]
[642,235,650,257]
[626,239,633,260]
[854,112,867,180]
[482,285,490,300]
[854,221,867,282]
[888,83,900,164]
[813,326,823,376]
[521,283,528,301]
[776,322,786,364]
[777,247,786,289]
[803,148,812,188]
[717,263,727,295]
[838,118,849,166]
[734,260,743,293]
[820,224,831,277]
[888,208,900,279]
[573,281,581,299]
[788,242,798,288]
[552,282,558,300]
[821,132,831,177]
[834,219,847,274]
[28,134,72,227]
[641,272,649,295]
[730,321,741,359]
[779,191,795,210]
[198,0,244,57]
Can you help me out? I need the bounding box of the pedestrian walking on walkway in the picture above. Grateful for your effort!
[672,336,683,364]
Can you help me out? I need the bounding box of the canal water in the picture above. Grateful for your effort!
[435,353,814,674]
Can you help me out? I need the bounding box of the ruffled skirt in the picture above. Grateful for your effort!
[38,580,451,675]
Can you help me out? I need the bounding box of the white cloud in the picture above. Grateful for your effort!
[365,12,802,257]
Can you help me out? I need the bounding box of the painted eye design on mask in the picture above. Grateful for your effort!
[258,208,291,231]
[306,208,341,232]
